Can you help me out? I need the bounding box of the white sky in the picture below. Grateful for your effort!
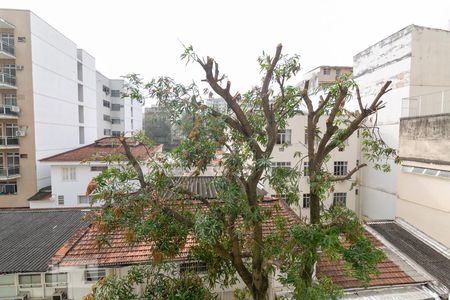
[2,0,450,97]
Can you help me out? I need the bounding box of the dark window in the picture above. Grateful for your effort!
[102,85,110,95]
[334,161,348,176]
[277,129,291,145]
[85,269,106,282]
[103,100,110,108]
[179,261,207,274]
[91,166,107,172]
[103,114,111,122]
[111,90,121,97]
[103,129,111,136]
[112,131,121,137]
[111,104,121,111]
[303,161,309,176]
[302,193,310,208]
[111,118,121,124]
[333,193,346,206]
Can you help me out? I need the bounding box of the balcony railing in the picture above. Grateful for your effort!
[0,41,15,56]
[0,166,20,178]
[0,105,19,116]
[0,73,16,87]
[0,136,19,146]
[402,90,450,118]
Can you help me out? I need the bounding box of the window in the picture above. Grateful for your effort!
[0,274,15,296]
[103,100,110,108]
[6,153,19,173]
[78,105,84,123]
[104,129,111,136]
[302,193,310,208]
[3,93,17,106]
[78,84,83,102]
[78,195,90,205]
[91,166,107,172]
[85,269,106,282]
[323,68,330,75]
[336,68,341,77]
[45,273,67,287]
[271,162,291,170]
[17,36,26,43]
[131,106,134,117]
[304,131,308,146]
[112,131,121,137]
[111,90,121,97]
[303,161,309,176]
[277,129,291,145]
[62,167,76,181]
[19,274,42,288]
[103,85,110,95]
[77,62,83,81]
[57,195,64,205]
[111,118,121,124]
[131,119,134,130]
[111,104,121,111]
[103,114,111,122]
[333,193,347,206]
[0,183,17,195]
[334,161,348,176]
[79,126,85,144]
[179,261,207,274]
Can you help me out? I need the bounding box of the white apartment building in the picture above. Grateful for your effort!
[96,71,142,138]
[265,113,360,220]
[0,9,98,207]
[353,24,450,219]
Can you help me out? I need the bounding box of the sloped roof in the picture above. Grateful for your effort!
[52,198,299,267]
[40,137,162,162]
[0,209,90,274]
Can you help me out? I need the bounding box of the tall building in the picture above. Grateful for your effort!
[0,9,143,208]
[0,9,98,207]
[353,25,450,219]
[96,71,142,138]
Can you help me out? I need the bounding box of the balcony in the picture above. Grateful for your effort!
[0,72,16,89]
[402,90,450,118]
[0,166,20,180]
[0,41,15,59]
[0,136,19,149]
[0,105,19,119]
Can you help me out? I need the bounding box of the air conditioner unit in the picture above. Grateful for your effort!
[15,65,24,71]
[52,291,68,300]
[15,130,26,137]
[10,106,20,112]
[13,292,30,300]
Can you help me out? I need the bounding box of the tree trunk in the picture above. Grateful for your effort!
[310,192,321,224]
[252,282,269,300]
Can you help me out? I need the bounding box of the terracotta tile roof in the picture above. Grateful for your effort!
[53,198,299,267]
[40,137,163,162]
[316,255,415,289]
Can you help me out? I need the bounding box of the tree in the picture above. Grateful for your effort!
[90,44,396,299]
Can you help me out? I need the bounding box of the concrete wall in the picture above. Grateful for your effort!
[399,114,450,163]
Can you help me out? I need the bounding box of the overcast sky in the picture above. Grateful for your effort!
[2,0,450,95]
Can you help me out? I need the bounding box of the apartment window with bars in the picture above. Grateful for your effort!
[104,129,111,136]
[103,100,110,108]
[111,90,121,97]
[303,161,309,176]
[333,193,346,206]
[103,114,111,122]
[271,161,291,171]
[334,161,348,176]
[179,261,208,274]
[111,118,121,124]
[57,195,64,205]
[112,131,121,137]
[302,193,310,208]
[85,269,106,282]
[277,129,291,145]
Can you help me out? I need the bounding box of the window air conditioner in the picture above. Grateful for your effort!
[52,290,68,300]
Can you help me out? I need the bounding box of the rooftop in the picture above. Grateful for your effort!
[40,137,162,162]
[0,209,90,274]
[369,221,450,290]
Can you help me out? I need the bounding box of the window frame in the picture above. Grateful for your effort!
[302,193,310,208]
[333,161,348,176]
[84,269,106,283]
[333,192,347,206]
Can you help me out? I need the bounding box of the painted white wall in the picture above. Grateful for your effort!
[96,71,112,138]
[264,113,359,220]
[30,13,97,189]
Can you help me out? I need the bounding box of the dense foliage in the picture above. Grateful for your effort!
[88,44,397,299]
